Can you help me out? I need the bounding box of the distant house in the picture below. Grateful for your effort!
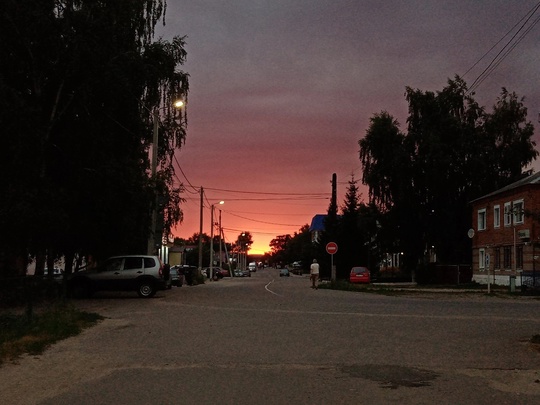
[309,214,326,243]
[470,172,540,287]
[167,244,197,266]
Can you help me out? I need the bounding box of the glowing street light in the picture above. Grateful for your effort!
[147,99,185,255]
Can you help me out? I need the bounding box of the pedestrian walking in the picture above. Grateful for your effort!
[310,259,319,289]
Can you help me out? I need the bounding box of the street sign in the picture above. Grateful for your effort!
[326,242,338,255]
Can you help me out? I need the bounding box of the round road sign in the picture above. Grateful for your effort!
[326,242,338,255]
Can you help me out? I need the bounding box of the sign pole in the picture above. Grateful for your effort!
[331,253,335,283]
[486,253,491,294]
[326,242,338,283]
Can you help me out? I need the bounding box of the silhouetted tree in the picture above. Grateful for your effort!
[359,76,537,270]
[0,1,189,274]
[336,176,363,279]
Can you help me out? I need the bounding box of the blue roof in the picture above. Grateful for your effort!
[309,214,327,232]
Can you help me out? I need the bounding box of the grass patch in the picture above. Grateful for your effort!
[0,305,103,365]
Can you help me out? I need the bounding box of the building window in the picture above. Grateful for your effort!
[513,199,524,224]
[494,248,500,270]
[493,205,500,228]
[503,246,512,269]
[479,248,485,270]
[516,245,523,269]
[477,209,487,231]
[504,202,512,226]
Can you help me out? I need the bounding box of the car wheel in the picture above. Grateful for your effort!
[137,281,156,298]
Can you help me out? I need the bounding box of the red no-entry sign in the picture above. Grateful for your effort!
[326,242,338,255]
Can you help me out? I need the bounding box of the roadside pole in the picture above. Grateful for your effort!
[486,253,491,294]
[326,242,338,283]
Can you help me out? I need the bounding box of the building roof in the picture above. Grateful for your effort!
[472,171,540,203]
[309,214,327,232]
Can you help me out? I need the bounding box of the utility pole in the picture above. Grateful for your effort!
[198,187,204,276]
[331,172,337,211]
[331,173,337,282]
[147,109,160,255]
[218,209,222,270]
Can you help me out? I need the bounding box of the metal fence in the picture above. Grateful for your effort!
[521,271,540,290]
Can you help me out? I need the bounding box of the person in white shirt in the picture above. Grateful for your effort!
[310,259,320,289]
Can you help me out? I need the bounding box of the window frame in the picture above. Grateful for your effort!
[503,246,512,269]
[479,248,486,270]
[516,245,523,270]
[477,208,487,231]
[493,205,500,228]
[513,199,524,224]
[504,202,512,226]
[494,247,500,270]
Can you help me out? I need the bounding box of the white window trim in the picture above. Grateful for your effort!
[479,248,486,270]
[504,202,512,226]
[493,205,500,228]
[477,208,487,231]
[513,199,524,224]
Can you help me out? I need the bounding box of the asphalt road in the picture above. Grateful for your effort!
[1,268,540,405]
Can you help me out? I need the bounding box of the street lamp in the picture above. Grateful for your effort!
[209,200,224,279]
[147,100,185,255]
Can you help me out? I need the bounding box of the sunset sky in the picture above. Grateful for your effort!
[158,1,540,255]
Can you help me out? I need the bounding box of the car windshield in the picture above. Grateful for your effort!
[352,268,367,274]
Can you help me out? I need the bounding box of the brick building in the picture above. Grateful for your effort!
[470,172,540,286]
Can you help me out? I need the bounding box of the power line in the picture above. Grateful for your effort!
[173,155,200,194]
[225,211,304,227]
[467,2,540,93]
[471,13,540,92]
[224,209,312,216]
[201,196,329,202]
[222,227,299,237]
[203,186,329,197]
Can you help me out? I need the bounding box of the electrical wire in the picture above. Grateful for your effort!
[225,211,304,227]
[467,2,540,93]
[173,155,200,194]
[470,13,540,92]
[203,186,328,197]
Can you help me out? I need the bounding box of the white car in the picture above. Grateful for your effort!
[68,255,168,298]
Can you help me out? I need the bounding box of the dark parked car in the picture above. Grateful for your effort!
[217,268,230,277]
[203,267,224,280]
[279,268,290,277]
[233,269,243,277]
[68,255,168,298]
[233,268,251,277]
[170,265,183,287]
[292,261,303,275]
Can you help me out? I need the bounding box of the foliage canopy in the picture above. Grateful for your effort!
[359,77,537,269]
[0,0,189,274]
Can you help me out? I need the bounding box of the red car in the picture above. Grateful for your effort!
[349,266,370,284]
